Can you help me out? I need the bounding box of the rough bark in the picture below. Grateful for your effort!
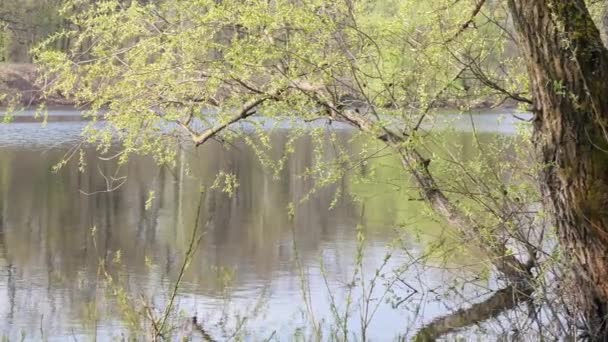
[508,0,608,339]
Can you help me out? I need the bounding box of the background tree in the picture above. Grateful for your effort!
[0,0,68,63]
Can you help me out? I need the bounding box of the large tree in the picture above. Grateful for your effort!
[507,0,608,339]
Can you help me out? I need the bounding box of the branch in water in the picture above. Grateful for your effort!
[414,283,533,341]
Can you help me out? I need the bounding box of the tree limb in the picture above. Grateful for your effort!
[444,0,488,45]
[286,80,534,282]
[414,283,533,341]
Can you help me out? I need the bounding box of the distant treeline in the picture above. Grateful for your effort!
[2,0,608,64]
[0,0,68,62]
[0,1,163,63]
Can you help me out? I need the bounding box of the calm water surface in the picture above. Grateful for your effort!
[0,110,529,340]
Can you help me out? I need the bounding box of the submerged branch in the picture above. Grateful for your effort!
[414,283,533,341]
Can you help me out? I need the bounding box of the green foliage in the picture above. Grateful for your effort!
[33,0,541,283]
[10,0,605,338]
[34,0,526,167]
[0,0,66,62]
[31,1,548,332]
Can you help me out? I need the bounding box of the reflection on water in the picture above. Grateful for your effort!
[0,113,527,340]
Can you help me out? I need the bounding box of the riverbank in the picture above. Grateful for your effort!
[1,63,521,110]
[0,63,72,107]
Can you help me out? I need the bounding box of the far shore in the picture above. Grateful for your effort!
[1,63,521,112]
[0,63,72,107]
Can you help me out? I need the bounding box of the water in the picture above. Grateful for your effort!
[0,109,531,340]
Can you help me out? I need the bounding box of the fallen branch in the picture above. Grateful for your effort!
[414,282,533,341]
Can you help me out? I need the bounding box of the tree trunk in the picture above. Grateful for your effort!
[508,0,608,339]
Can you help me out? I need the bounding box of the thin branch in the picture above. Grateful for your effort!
[192,95,274,146]
[444,0,488,45]
[156,191,208,338]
